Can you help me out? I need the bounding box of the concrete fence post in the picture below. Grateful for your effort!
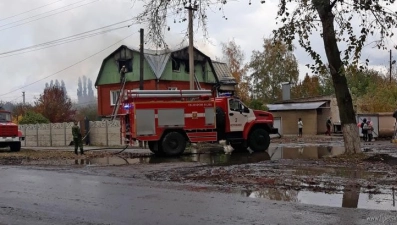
[106,120,109,146]
[64,123,66,146]
[24,126,27,146]
[50,124,52,147]
[36,125,39,147]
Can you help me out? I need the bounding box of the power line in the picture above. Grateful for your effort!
[0,0,100,32]
[0,0,63,22]
[0,9,183,58]
[0,25,130,58]
[0,18,137,56]
[0,32,139,97]
[0,0,90,28]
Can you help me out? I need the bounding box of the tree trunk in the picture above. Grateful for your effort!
[313,0,360,154]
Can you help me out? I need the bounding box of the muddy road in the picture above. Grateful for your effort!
[0,166,396,225]
[1,136,397,224]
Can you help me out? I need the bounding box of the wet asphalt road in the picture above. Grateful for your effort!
[0,166,396,225]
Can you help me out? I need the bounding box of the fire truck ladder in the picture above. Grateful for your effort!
[110,77,127,120]
[194,73,201,90]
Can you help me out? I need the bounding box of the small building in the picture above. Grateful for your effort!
[94,45,236,118]
[267,84,340,135]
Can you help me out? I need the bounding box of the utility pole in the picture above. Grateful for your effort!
[185,0,197,90]
[140,28,144,90]
[22,91,25,105]
[390,49,392,83]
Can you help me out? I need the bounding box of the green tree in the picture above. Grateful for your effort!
[11,103,33,123]
[354,70,397,112]
[318,69,335,96]
[249,38,299,103]
[248,99,268,111]
[221,40,250,103]
[19,111,49,124]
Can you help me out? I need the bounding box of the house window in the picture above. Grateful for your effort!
[110,90,121,106]
[184,60,190,73]
[168,87,178,90]
[118,59,132,73]
[172,58,180,72]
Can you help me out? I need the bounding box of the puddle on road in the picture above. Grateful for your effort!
[241,186,397,211]
[19,146,346,166]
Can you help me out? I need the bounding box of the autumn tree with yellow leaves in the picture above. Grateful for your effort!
[221,40,251,103]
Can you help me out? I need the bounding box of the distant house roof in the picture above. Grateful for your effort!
[212,61,237,84]
[274,95,334,104]
[267,101,327,111]
[95,45,237,86]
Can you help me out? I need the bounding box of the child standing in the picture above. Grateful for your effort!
[298,118,303,137]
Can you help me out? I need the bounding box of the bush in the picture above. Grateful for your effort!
[19,111,50,124]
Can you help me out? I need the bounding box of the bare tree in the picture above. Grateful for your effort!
[134,0,230,47]
[135,0,397,154]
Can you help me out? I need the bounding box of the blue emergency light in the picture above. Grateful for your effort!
[219,92,232,97]
[123,104,133,109]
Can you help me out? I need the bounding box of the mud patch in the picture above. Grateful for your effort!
[365,154,397,165]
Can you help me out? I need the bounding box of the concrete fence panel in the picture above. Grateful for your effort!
[89,121,108,146]
[51,123,66,146]
[37,124,51,147]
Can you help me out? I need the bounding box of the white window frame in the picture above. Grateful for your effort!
[168,87,178,90]
[110,90,120,106]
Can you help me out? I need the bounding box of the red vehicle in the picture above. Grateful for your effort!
[0,108,24,152]
[119,90,277,156]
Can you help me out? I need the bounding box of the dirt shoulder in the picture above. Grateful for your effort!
[1,135,397,201]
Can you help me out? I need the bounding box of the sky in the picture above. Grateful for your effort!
[0,0,396,104]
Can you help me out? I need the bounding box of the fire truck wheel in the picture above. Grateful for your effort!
[161,132,186,156]
[248,128,270,152]
[10,142,21,152]
[148,141,164,155]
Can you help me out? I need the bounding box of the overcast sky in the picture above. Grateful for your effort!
[0,0,395,104]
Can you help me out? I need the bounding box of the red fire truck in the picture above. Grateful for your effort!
[119,90,278,156]
[0,108,24,152]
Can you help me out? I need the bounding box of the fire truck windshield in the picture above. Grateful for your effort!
[0,112,11,122]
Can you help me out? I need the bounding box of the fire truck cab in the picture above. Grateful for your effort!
[120,90,278,156]
[0,109,24,152]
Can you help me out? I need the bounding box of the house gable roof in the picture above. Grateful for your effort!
[95,45,235,87]
[267,101,327,111]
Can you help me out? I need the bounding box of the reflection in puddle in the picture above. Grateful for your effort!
[267,146,345,160]
[242,186,397,211]
[21,145,346,166]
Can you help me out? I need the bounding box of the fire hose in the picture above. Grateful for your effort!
[72,127,130,155]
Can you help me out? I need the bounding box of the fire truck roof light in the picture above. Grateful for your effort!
[219,93,232,97]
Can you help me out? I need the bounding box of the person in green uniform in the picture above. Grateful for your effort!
[72,121,84,155]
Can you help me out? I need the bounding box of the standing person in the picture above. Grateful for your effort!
[72,121,84,155]
[361,118,368,141]
[325,117,332,135]
[298,118,303,137]
[367,120,373,142]
[120,65,127,83]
